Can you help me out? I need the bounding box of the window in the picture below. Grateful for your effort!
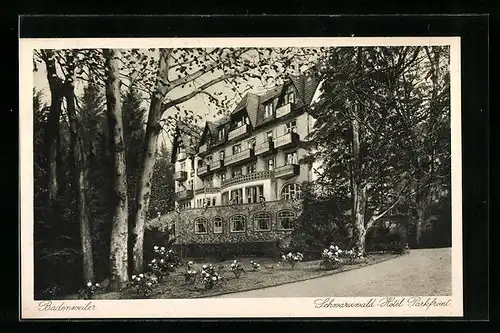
[232,167,243,178]
[230,215,245,232]
[218,127,225,140]
[266,131,273,141]
[254,212,271,231]
[266,157,276,171]
[220,172,226,182]
[285,151,298,165]
[247,138,256,150]
[213,217,223,234]
[221,192,229,205]
[232,144,241,155]
[277,211,295,230]
[203,175,213,188]
[285,120,297,134]
[281,183,302,200]
[212,197,216,206]
[187,180,193,189]
[264,101,274,118]
[180,162,186,171]
[286,91,295,104]
[206,155,213,164]
[246,185,264,203]
[230,188,243,204]
[194,217,208,234]
[219,150,225,160]
[247,162,257,174]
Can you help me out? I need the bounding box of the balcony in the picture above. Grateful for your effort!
[173,171,187,181]
[197,164,211,177]
[224,149,254,167]
[195,186,221,195]
[274,164,300,179]
[276,103,294,119]
[210,159,224,172]
[254,139,274,156]
[198,143,211,157]
[177,151,187,161]
[176,189,194,201]
[274,132,300,149]
[221,170,274,189]
[228,124,250,141]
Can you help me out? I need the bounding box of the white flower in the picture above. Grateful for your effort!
[160,247,165,251]
[202,264,207,269]
[95,283,100,287]
[87,281,92,287]
[160,259,164,263]
[188,261,194,265]
[132,275,136,279]
[230,263,235,268]
[212,276,217,281]
[137,277,141,281]
[139,273,144,278]
[147,282,152,286]
[152,259,156,263]
[154,246,159,250]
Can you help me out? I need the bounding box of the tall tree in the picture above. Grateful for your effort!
[309,46,443,253]
[103,49,129,290]
[128,47,324,272]
[62,49,95,283]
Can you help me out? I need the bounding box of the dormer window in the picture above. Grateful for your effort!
[264,101,274,118]
[218,128,225,140]
[286,91,295,104]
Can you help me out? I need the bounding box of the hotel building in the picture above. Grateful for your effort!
[149,73,324,257]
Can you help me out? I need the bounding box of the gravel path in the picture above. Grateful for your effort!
[215,248,452,298]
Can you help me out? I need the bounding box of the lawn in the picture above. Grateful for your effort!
[75,252,401,300]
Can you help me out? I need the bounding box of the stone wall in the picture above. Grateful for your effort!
[147,199,302,246]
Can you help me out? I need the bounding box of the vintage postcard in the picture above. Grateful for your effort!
[20,36,463,319]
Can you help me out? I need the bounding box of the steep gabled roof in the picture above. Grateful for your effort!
[170,122,203,163]
[231,92,260,127]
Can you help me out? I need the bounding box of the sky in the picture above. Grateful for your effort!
[32,49,287,150]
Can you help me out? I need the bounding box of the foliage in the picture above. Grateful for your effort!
[78,281,101,300]
[129,273,158,297]
[230,260,246,278]
[147,246,181,281]
[249,260,260,271]
[200,264,221,290]
[320,244,364,270]
[280,252,304,268]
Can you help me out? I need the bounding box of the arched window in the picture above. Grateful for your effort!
[194,217,208,234]
[281,183,302,200]
[253,212,271,231]
[213,217,223,234]
[277,211,295,230]
[230,215,246,233]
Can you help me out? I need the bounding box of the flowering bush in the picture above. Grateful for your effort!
[183,261,198,284]
[147,245,181,281]
[129,273,158,297]
[320,244,344,270]
[230,260,246,278]
[343,248,364,264]
[200,264,221,290]
[249,260,260,271]
[79,281,101,300]
[281,252,304,268]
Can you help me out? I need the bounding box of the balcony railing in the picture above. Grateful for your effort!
[228,124,250,141]
[274,132,300,149]
[254,140,274,156]
[173,171,187,181]
[195,186,221,195]
[198,143,211,157]
[221,170,274,189]
[276,103,294,118]
[210,159,224,172]
[177,151,187,161]
[274,164,300,179]
[197,164,211,177]
[175,189,194,201]
[224,148,254,166]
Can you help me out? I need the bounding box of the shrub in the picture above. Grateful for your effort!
[200,264,220,290]
[281,252,304,268]
[147,245,181,281]
[320,245,343,270]
[230,260,246,278]
[183,261,197,285]
[78,281,101,300]
[249,260,260,271]
[129,273,158,297]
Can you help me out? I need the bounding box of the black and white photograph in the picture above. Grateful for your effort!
[20,36,462,318]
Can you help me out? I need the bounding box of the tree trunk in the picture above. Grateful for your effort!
[43,53,63,203]
[352,182,368,253]
[104,49,129,291]
[130,50,171,274]
[64,52,94,284]
[414,196,426,247]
